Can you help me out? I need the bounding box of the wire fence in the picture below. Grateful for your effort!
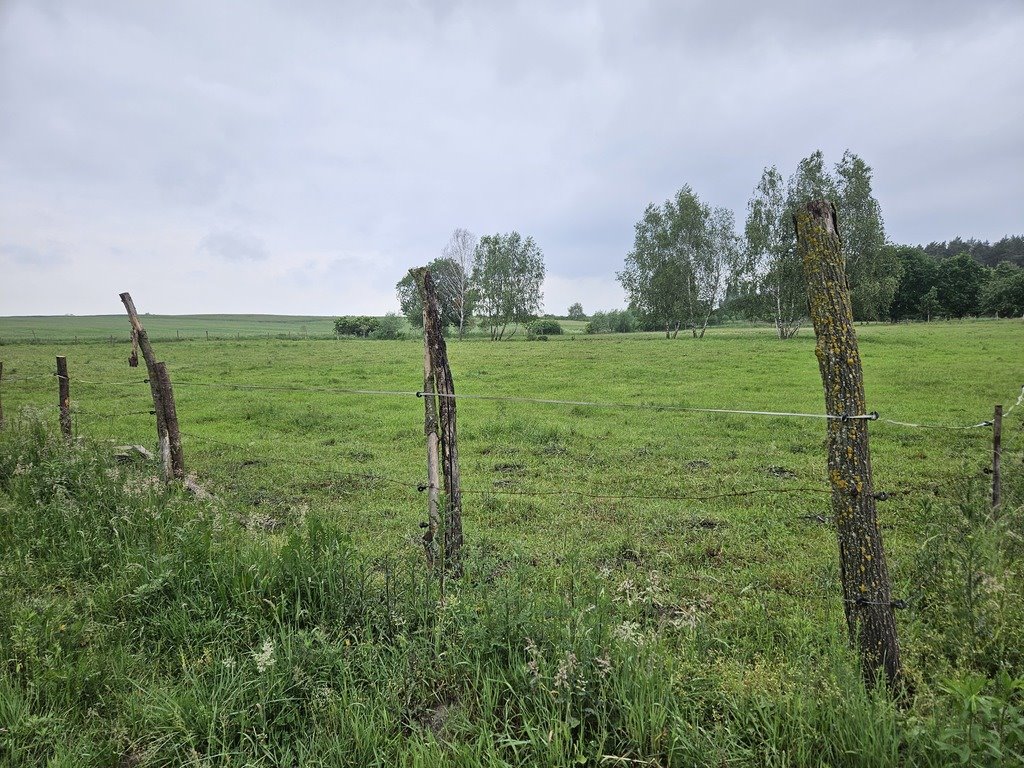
[8,370,1022,428]
[1,365,1019,511]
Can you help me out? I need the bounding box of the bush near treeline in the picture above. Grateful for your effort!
[585,309,638,334]
[334,314,403,340]
[527,318,563,336]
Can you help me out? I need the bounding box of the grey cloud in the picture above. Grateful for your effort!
[198,231,269,263]
[0,0,1021,315]
[0,243,67,268]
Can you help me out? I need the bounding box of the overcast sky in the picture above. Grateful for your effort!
[2,0,1022,317]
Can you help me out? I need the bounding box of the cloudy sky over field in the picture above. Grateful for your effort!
[1,0,1022,316]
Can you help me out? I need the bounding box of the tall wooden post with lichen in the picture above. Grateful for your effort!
[795,200,902,690]
[411,267,463,575]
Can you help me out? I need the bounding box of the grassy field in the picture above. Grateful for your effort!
[0,314,339,342]
[1,318,1022,765]
[0,315,591,343]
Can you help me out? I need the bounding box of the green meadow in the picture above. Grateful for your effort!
[1,317,1022,766]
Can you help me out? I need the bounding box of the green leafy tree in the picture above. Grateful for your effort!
[783,149,899,321]
[980,262,1024,317]
[919,287,941,322]
[744,165,806,338]
[567,302,586,320]
[935,253,988,318]
[395,256,472,330]
[619,186,740,339]
[835,151,900,320]
[888,246,938,321]
[472,232,545,340]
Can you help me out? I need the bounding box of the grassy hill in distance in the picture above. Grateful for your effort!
[0,314,339,342]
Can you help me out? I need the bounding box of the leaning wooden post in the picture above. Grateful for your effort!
[795,200,902,691]
[119,292,179,481]
[413,267,463,574]
[56,356,72,440]
[992,404,1002,510]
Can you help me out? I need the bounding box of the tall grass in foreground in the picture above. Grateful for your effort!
[1,414,1022,767]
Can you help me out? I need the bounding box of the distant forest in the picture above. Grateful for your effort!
[921,235,1024,268]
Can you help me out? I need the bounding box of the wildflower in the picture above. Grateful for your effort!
[594,652,612,678]
[253,638,276,673]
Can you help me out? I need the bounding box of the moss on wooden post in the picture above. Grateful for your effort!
[795,200,902,691]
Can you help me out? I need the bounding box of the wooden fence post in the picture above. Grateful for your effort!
[795,200,902,691]
[992,404,1002,510]
[418,295,442,567]
[412,267,463,574]
[56,356,71,441]
[119,292,184,481]
[155,362,185,479]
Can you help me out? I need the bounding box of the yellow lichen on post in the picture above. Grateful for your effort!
[795,200,902,692]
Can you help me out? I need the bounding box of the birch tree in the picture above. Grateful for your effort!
[472,232,545,340]
[619,185,738,338]
[440,228,478,339]
[745,165,806,339]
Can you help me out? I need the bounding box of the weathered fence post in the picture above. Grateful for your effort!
[795,200,902,691]
[56,356,72,440]
[119,292,184,481]
[412,267,463,574]
[418,294,442,567]
[992,404,1002,510]
[155,362,185,479]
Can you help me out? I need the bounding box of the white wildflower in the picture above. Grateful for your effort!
[253,639,276,673]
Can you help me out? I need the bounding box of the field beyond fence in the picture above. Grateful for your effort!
[1,317,1022,766]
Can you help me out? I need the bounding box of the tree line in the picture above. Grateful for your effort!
[382,150,1021,342]
[615,150,1023,337]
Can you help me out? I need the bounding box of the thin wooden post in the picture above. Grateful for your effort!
[420,300,441,567]
[119,292,174,481]
[56,356,71,440]
[992,404,1002,509]
[155,362,185,479]
[412,267,463,574]
[0,361,5,430]
[795,200,902,691]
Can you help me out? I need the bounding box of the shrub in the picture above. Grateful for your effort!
[334,316,378,337]
[335,315,404,339]
[585,310,637,334]
[528,319,563,336]
[369,313,404,340]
